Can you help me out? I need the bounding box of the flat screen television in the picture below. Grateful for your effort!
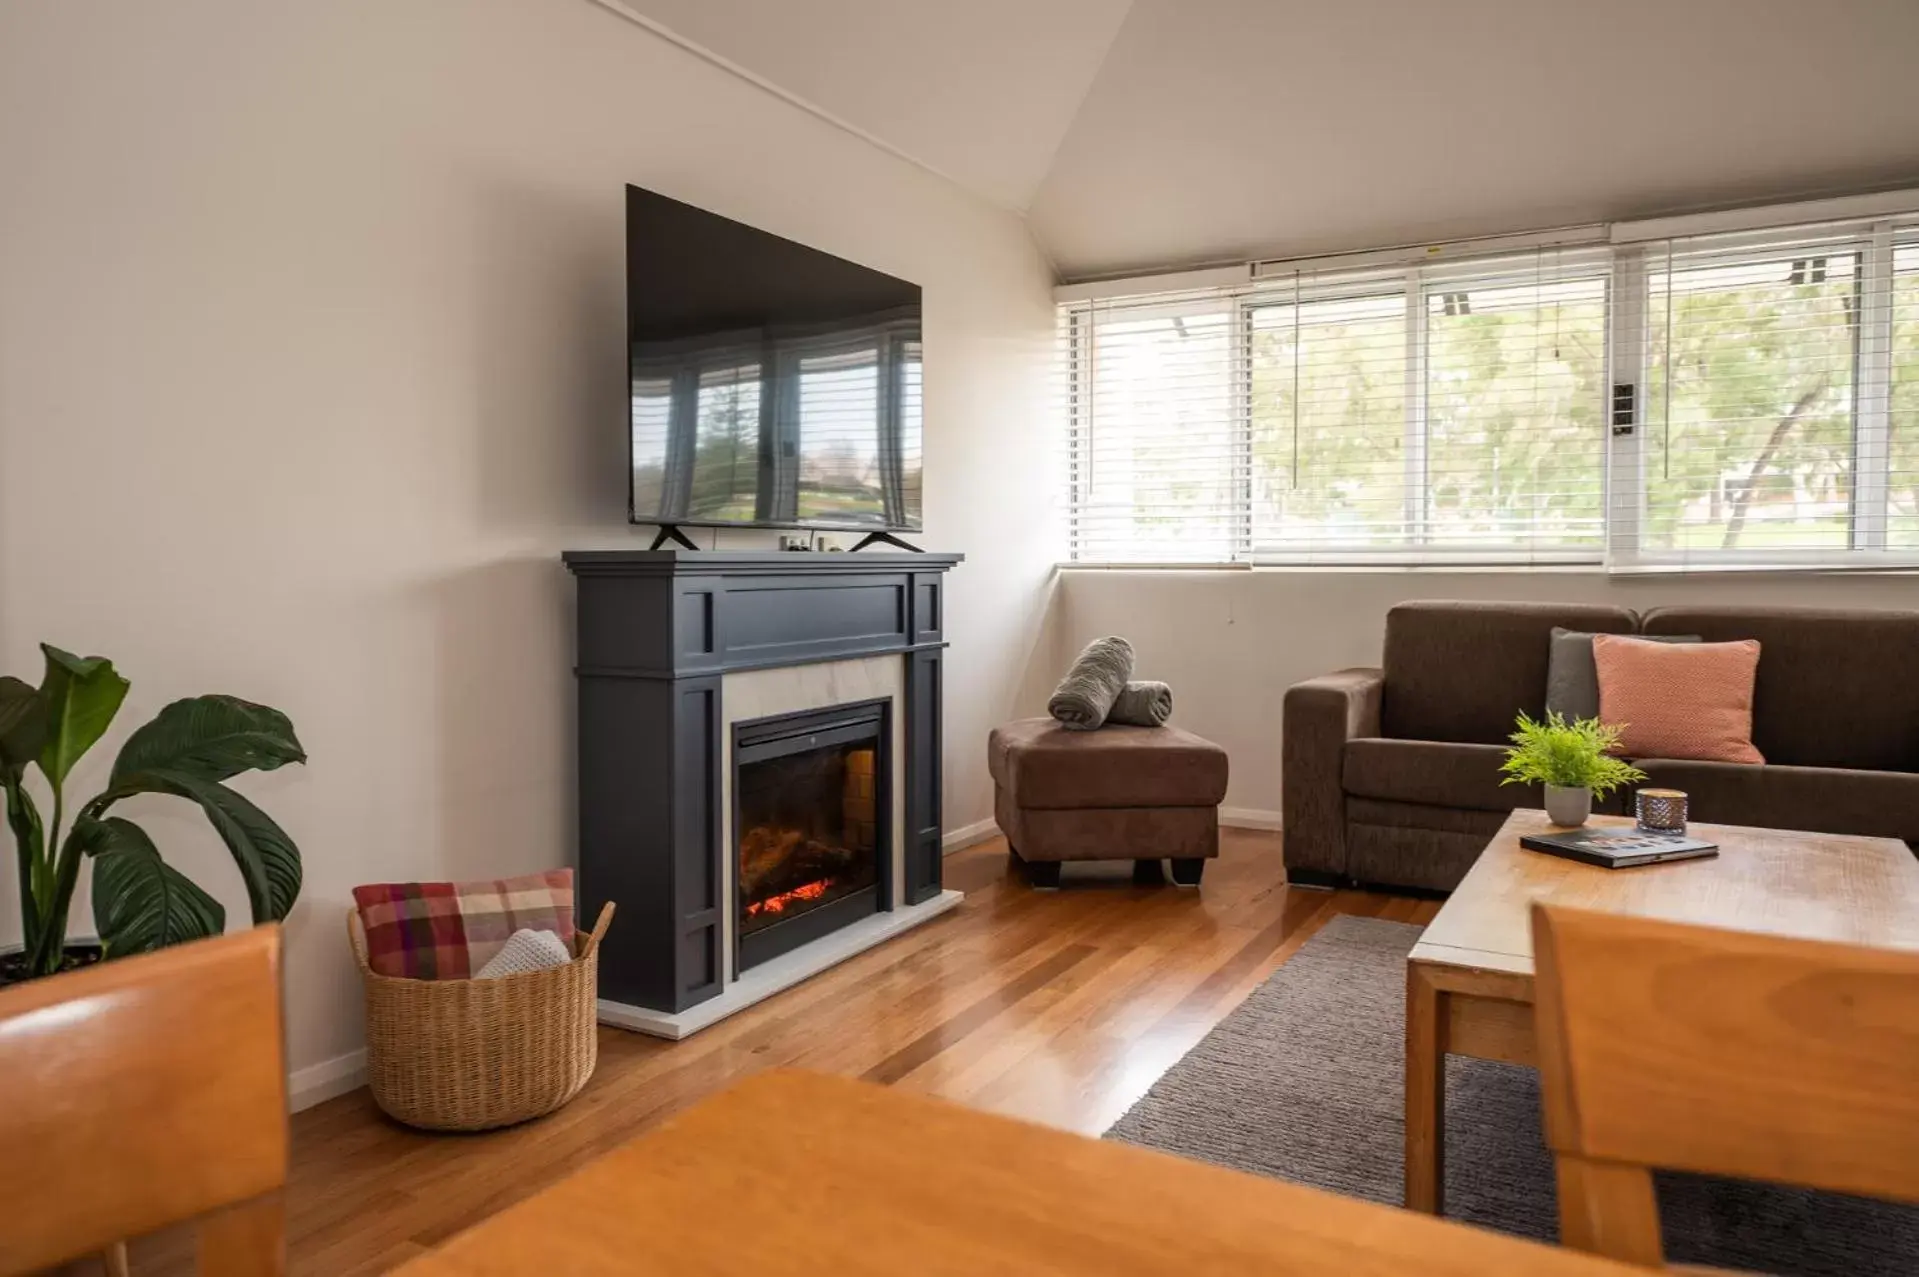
[627,185,923,534]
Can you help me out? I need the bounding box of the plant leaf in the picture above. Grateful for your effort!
[0,676,48,779]
[83,816,225,956]
[104,770,300,923]
[112,695,306,786]
[37,646,129,787]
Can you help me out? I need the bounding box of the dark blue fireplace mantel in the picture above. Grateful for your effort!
[561,549,962,1017]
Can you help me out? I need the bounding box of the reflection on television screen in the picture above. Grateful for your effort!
[627,185,923,533]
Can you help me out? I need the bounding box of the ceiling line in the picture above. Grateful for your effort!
[582,0,1031,220]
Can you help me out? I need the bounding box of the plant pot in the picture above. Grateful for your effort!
[0,940,105,989]
[1544,785,1593,827]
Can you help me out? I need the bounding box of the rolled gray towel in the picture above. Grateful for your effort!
[1048,636,1134,731]
[1107,680,1172,727]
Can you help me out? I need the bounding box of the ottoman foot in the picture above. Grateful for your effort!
[1024,859,1063,890]
[1169,858,1206,887]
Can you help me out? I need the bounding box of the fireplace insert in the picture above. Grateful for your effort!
[734,699,891,970]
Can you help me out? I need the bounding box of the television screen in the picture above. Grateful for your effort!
[627,185,923,532]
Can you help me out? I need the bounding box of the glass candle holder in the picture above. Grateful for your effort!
[1636,788,1688,834]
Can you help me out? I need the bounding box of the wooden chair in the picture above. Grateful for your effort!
[1530,902,1919,1270]
[0,925,288,1276]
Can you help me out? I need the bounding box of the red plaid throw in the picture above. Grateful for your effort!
[353,869,575,980]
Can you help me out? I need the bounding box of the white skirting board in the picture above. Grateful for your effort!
[1220,806,1283,831]
[288,1048,368,1113]
[940,816,1001,853]
[599,889,964,1040]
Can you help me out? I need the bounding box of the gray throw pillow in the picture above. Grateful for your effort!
[1546,628,1700,722]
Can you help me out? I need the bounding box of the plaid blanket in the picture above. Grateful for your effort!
[353,869,575,980]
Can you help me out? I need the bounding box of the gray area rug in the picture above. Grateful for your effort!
[1108,914,1919,1276]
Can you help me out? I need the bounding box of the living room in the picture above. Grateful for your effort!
[2,2,1916,1274]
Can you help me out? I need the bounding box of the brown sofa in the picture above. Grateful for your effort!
[1282,601,1919,894]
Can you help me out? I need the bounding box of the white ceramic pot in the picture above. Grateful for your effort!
[1544,785,1593,827]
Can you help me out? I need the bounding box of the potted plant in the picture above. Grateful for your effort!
[1498,710,1645,827]
[0,644,305,985]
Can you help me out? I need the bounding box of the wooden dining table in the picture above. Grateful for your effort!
[394,1069,1639,1275]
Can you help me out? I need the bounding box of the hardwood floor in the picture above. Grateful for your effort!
[132,829,1436,1276]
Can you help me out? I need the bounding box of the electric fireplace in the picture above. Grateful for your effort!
[733,699,890,970]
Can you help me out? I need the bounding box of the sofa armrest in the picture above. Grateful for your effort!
[1282,668,1385,882]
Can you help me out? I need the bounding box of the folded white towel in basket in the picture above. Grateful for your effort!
[474,927,573,979]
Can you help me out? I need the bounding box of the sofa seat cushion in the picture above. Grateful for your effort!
[1342,738,1536,812]
[1634,760,1919,843]
[988,717,1228,810]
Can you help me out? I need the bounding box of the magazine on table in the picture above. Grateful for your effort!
[1520,825,1719,869]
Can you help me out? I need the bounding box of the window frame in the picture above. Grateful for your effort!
[1062,218,1919,572]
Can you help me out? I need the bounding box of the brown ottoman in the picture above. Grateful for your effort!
[987,718,1229,888]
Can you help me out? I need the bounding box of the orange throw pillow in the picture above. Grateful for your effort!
[1592,635,1764,764]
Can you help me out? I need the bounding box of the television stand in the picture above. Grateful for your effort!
[847,530,923,553]
[647,524,702,552]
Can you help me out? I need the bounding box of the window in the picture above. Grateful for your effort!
[1066,298,1242,563]
[1067,250,1610,564]
[1062,208,1919,570]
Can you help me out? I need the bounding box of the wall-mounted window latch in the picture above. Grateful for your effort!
[1611,383,1636,437]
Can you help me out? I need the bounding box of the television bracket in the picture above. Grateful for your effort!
[647,524,701,552]
[847,531,923,553]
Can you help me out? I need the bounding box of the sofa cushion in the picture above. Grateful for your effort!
[1382,601,1637,745]
[1641,606,1919,773]
[1546,628,1698,721]
[1633,760,1919,843]
[1343,738,1535,812]
[1594,636,1764,765]
[988,717,1228,810]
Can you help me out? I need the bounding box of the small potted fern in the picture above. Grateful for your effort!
[1498,711,1646,827]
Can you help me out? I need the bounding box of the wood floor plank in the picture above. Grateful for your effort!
[129,828,1434,1275]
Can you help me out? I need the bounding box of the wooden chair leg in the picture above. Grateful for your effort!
[1555,1155,1663,1269]
[197,1193,285,1277]
[103,1242,130,1277]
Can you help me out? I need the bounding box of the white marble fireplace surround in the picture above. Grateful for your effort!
[598,654,963,1039]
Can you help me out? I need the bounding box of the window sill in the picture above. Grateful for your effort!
[1057,561,1919,577]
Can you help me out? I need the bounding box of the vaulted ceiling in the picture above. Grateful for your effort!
[626,0,1919,282]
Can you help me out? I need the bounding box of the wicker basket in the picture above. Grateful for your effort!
[348,900,615,1131]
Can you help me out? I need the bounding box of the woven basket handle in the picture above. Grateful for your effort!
[578,900,616,959]
[346,907,372,973]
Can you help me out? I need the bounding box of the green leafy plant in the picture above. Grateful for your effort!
[0,645,305,980]
[1498,711,1645,797]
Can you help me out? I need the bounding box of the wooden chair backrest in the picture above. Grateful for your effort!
[0,925,288,1276]
[1530,902,1919,1268]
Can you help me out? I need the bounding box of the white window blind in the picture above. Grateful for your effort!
[1251,252,1607,562]
[1887,232,1919,547]
[1615,222,1918,566]
[1064,249,1609,564]
[1062,202,1919,570]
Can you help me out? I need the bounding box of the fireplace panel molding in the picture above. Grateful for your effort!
[563,550,963,1039]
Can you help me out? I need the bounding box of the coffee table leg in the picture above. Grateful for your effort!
[1404,962,1445,1214]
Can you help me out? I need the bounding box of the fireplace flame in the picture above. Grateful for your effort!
[744,877,832,919]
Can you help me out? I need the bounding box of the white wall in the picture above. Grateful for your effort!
[1058,570,1919,820]
[0,0,1060,1090]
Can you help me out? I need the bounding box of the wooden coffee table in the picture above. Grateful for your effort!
[1404,808,1919,1215]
